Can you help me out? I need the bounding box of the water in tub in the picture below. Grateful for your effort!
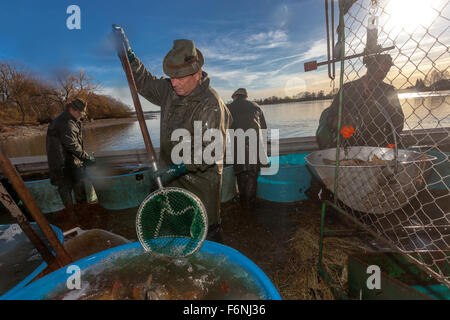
[48,248,266,300]
[0,224,48,295]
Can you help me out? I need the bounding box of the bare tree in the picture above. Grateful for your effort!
[51,69,100,110]
[0,61,39,124]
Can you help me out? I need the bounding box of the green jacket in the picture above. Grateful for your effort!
[316,76,404,149]
[46,110,89,185]
[130,56,231,226]
[226,97,267,174]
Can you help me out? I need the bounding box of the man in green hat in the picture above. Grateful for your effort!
[227,88,267,209]
[113,26,231,242]
[46,98,96,219]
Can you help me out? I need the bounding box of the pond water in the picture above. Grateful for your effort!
[2,91,449,158]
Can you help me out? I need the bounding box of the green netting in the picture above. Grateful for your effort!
[136,187,208,258]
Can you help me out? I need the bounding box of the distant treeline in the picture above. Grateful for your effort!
[399,70,450,93]
[254,70,449,106]
[0,61,132,124]
[253,89,337,106]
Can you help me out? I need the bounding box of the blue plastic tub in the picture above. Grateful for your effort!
[24,178,97,214]
[0,223,64,299]
[257,152,311,203]
[425,151,449,190]
[4,241,282,300]
[89,169,155,210]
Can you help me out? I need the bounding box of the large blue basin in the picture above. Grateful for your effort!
[4,241,282,300]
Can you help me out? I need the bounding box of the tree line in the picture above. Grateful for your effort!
[254,70,449,106]
[0,61,132,124]
[253,89,338,106]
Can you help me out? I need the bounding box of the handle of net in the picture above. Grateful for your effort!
[113,25,163,189]
[150,163,188,184]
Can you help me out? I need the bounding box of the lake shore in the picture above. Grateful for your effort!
[0,117,155,143]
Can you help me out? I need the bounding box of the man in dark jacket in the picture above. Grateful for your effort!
[308,54,405,201]
[227,88,267,209]
[46,98,95,217]
[113,27,231,242]
[316,54,404,149]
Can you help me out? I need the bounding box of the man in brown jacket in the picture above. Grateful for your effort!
[113,26,231,242]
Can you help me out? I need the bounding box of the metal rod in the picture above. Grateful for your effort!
[116,42,163,190]
[333,0,346,204]
[331,0,336,78]
[318,202,327,266]
[0,147,72,266]
[325,0,335,80]
[316,45,395,67]
[0,183,60,271]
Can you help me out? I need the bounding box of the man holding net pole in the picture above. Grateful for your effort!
[112,27,231,243]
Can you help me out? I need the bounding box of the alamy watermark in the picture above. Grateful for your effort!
[366,265,381,290]
[170,121,279,175]
[66,264,81,290]
[66,5,81,30]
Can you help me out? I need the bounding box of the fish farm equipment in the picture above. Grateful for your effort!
[305,0,449,298]
[87,167,155,210]
[3,241,282,300]
[257,152,312,203]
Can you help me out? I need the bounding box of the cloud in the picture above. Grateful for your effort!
[246,30,289,49]
[201,47,261,63]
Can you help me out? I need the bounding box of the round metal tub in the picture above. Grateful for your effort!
[306,147,436,214]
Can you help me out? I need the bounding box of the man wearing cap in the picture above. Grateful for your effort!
[227,88,267,209]
[113,26,231,242]
[316,54,404,149]
[46,98,95,218]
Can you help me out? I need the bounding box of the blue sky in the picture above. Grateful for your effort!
[0,0,333,110]
[1,0,448,110]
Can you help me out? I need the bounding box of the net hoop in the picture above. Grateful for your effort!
[136,187,208,258]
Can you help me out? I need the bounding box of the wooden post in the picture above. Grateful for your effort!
[0,147,72,266]
[0,183,60,272]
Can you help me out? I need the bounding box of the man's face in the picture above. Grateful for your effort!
[368,62,391,82]
[69,107,84,120]
[170,71,201,96]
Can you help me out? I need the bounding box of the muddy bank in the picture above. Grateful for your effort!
[0,116,156,143]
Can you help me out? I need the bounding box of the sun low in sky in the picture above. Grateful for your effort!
[1,0,448,110]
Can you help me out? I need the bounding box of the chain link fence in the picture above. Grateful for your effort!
[319,0,449,288]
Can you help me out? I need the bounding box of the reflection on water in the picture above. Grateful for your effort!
[260,99,331,139]
[2,92,449,158]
